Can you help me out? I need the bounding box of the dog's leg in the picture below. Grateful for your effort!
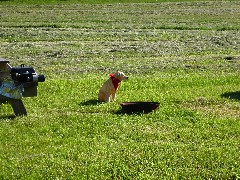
[112,93,116,101]
[106,94,111,102]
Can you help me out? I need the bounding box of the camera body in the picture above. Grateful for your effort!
[11,64,45,83]
[11,64,45,97]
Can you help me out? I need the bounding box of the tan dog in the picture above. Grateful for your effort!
[98,71,128,102]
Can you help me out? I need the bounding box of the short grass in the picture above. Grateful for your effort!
[0,0,229,5]
[0,1,240,179]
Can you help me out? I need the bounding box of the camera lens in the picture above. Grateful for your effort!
[38,75,45,82]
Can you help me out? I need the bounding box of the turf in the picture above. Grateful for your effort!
[0,0,229,5]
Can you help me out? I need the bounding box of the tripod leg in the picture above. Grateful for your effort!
[9,99,27,116]
[0,94,8,104]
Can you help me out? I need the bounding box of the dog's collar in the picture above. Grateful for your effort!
[110,74,120,90]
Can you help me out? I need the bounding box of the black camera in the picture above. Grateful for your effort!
[11,64,45,83]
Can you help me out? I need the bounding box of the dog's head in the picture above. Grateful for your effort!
[114,71,128,81]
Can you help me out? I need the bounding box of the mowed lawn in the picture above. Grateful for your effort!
[0,0,240,179]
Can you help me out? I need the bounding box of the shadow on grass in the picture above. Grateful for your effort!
[79,99,100,106]
[113,109,144,115]
[113,109,157,115]
[0,115,16,120]
[221,91,240,101]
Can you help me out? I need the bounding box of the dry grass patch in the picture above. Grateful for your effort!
[182,96,240,118]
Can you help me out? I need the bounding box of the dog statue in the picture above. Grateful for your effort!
[98,71,128,102]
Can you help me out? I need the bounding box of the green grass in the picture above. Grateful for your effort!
[0,1,240,179]
[0,0,232,5]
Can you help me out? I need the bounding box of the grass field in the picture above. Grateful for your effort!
[0,0,240,179]
[0,0,229,4]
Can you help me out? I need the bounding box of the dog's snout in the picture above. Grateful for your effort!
[125,76,129,80]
